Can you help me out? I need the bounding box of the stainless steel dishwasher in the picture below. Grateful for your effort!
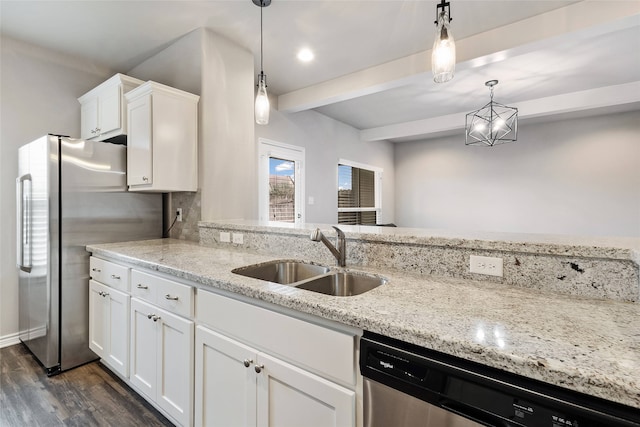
[360,332,640,427]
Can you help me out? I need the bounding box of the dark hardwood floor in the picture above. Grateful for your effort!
[0,343,174,426]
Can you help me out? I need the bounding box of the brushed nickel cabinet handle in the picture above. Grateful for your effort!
[137,284,148,289]
[164,294,179,301]
[243,359,253,368]
[92,268,101,272]
[254,364,264,374]
[111,274,120,280]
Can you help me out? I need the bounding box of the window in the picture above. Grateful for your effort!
[337,160,382,225]
[258,139,305,224]
[269,158,296,222]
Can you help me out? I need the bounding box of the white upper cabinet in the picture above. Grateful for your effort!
[78,74,143,141]
[125,81,199,192]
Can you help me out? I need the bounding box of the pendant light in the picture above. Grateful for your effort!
[432,0,456,83]
[254,0,271,125]
[465,80,518,146]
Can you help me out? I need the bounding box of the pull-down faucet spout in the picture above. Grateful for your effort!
[310,226,346,267]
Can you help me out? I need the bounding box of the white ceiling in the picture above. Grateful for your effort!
[2,1,639,142]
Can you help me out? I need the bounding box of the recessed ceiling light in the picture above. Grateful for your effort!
[297,48,314,63]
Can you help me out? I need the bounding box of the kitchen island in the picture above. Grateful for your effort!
[87,237,640,410]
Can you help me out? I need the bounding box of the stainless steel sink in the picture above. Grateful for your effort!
[232,260,330,285]
[295,271,387,296]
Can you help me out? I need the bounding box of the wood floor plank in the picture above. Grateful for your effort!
[0,344,173,427]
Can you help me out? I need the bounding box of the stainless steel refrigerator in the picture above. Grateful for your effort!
[16,134,162,375]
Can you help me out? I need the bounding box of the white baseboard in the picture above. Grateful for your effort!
[0,332,20,349]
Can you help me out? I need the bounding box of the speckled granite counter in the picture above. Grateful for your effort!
[200,221,640,302]
[86,238,640,409]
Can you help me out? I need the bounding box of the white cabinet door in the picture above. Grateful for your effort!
[89,280,108,357]
[106,287,130,377]
[256,352,355,427]
[90,280,130,378]
[127,94,153,187]
[157,308,194,427]
[195,326,257,427]
[130,298,158,400]
[99,83,121,136]
[125,82,199,192]
[80,97,99,140]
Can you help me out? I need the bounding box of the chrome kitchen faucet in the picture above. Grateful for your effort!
[310,226,346,267]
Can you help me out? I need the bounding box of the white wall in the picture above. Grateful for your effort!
[257,108,395,224]
[394,111,640,237]
[0,36,113,344]
[128,28,256,222]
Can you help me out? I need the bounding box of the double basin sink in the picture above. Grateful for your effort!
[232,260,386,297]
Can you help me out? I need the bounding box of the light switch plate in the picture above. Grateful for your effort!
[470,255,504,277]
[220,232,231,243]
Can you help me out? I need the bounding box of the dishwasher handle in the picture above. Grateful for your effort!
[440,400,510,427]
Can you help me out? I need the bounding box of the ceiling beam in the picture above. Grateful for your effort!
[359,81,640,142]
[277,2,640,113]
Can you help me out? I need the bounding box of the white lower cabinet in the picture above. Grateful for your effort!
[89,280,130,377]
[131,298,194,427]
[256,349,355,427]
[194,326,257,427]
[195,326,355,427]
[90,256,360,427]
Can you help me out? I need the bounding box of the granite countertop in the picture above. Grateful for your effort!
[86,238,640,409]
[200,220,640,264]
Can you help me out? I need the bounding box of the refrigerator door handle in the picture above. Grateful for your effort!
[16,174,32,273]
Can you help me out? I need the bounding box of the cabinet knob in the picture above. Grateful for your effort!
[98,291,109,297]
[95,127,101,133]
[137,283,148,289]
[164,294,179,301]
[111,274,120,280]
[254,364,264,374]
[92,268,101,272]
[152,315,161,322]
[243,359,253,368]
[142,176,149,182]
[147,313,154,319]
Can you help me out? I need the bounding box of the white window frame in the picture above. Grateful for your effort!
[258,138,305,225]
[337,159,382,224]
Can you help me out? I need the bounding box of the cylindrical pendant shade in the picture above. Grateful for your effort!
[255,75,269,125]
[432,10,456,83]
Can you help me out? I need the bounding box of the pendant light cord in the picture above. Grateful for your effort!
[260,1,264,75]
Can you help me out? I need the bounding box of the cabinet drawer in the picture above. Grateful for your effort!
[196,290,356,386]
[131,269,157,302]
[90,257,130,292]
[131,269,194,318]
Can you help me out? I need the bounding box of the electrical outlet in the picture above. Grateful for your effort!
[220,232,231,243]
[470,255,504,277]
[176,208,183,222]
[232,233,244,244]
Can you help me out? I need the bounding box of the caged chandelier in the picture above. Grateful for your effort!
[465,80,518,147]
[254,0,271,125]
